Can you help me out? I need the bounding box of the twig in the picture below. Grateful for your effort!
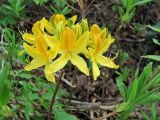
[0,27,6,70]
[121,38,145,42]
[55,73,76,88]
[58,98,116,111]
[100,110,117,119]
[60,0,81,13]
[48,72,63,120]
[85,0,95,12]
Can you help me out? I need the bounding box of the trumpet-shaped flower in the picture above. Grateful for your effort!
[21,14,119,82]
[41,14,77,36]
[23,21,58,82]
[84,24,119,80]
[47,27,89,76]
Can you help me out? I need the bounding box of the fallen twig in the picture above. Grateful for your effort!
[58,98,116,111]
[0,27,6,70]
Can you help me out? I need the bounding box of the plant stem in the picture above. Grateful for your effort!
[48,72,63,120]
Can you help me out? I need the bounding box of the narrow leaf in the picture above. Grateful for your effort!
[153,39,160,46]
[137,63,152,94]
[127,79,138,101]
[0,63,10,106]
[143,55,160,62]
[116,78,127,101]
[134,0,152,6]
[136,87,160,104]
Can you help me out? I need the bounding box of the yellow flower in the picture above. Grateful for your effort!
[41,14,77,36]
[23,21,58,82]
[21,14,119,82]
[47,27,89,76]
[40,14,78,50]
[85,24,119,80]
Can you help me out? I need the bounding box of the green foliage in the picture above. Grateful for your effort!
[3,28,25,64]
[50,0,71,15]
[54,110,77,120]
[0,105,12,119]
[141,103,160,120]
[118,50,129,66]
[9,70,76,119]
[0,63,12,118]
[116,67,131,82]
[144,25,160,61]
[32,0,48,5]
[147,25,160,33]
[118,0,152,24]
[0,63,10,106]
[116,63,160,119]
[144,55,160,61]
[0,0,26,26]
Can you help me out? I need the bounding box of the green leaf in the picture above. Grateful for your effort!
[24,102,33,120]
[153,39,160,46]
[152,103,157,120]
[127,0,135,12]
[16,73,33,79]
[0,105,12,117]
[147,25,160,33]
[54,110,77,120]
[61,6,71,15]
[137,63,152,94]
[116,78,127,101]
[137,93,160,105]
[136,87,160,104]
[134,0,152,7]
[122,0,127,8]
[0,84,10,107]
[141,111,150,120]
[145,73,160,90]
[143,55,160,61]
[0,64,10,106]
[127,78,138,101]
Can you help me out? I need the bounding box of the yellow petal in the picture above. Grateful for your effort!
[49,14,66,26]
[94,34,102,53]
[70,15,77,23]
[35,32,48,54]
[47,54,69,74]
[92,61,100,80]
[70,54,89,76]
[101,28,108,40]
[60,28,75,52]
[22,33,35,44]
[44,33,58,48]
[83,48,91,59]
[96,55,119,69]
[80,19,89,32]
[90,24,101,34]
[54,14,66,23]
[25,58,46,71]
[99,34,115,54]
[48,46,58,61]
[74,31,89,53]
[44,65,55,83]
[23,43,43,58]
[32,21,40,35]
[41,18,55,34]
[74,23,82,40]
[55,22,65,38]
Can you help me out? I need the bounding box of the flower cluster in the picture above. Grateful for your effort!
[22,14,119,82]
